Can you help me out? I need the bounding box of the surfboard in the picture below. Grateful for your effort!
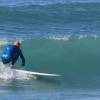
[14,69,61,77]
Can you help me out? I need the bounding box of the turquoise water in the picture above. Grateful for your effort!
[0,0,100,99]
[0,37,100,99]
[18,38,100,88]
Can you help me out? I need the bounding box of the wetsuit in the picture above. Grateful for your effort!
[1,45,25,66]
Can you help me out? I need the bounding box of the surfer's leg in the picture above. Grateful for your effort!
[11,57,18,68]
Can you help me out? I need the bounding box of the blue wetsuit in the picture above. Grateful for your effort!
[1,45,25,66]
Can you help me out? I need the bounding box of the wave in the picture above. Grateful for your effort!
[0,3,100,22]
[0,1,100,88]
[0,2,100,37]
[0,37,100,88]
[0,0,100,6]
[18,38,100,87]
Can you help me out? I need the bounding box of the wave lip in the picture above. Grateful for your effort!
[0,38,9,47]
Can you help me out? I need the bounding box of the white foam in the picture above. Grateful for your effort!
[90,34,99,39]
[0,38,9,47]
[47,35,72,41]
[46,34,100,41]
[0,62,33,80]
[78,35,88,39]
[78,34,100,40]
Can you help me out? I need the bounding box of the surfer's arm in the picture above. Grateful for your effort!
[19,49,25,66]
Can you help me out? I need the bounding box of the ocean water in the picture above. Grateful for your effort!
[0,0,100,100]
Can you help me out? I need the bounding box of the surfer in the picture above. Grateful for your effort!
[1,40,25,68]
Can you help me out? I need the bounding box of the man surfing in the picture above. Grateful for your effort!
[1,40,25,68]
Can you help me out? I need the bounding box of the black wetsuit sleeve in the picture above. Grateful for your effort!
[19,49,25,66]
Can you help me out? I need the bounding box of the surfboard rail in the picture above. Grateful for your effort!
[14,69,61,77]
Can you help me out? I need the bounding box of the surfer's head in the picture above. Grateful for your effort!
[13,40,21,47]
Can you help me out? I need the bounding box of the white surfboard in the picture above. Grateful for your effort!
[14,69,61,77]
